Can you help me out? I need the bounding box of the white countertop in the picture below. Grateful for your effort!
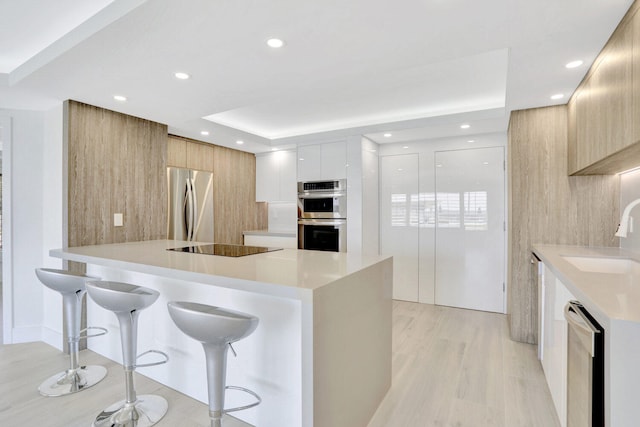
[532,244,640,324]
[242,230,296,237]
[50,240,390,300]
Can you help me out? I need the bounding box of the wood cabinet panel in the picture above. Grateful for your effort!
[167,135,214,171]
[633,5,640,144]
[213,145,260,244]
[571,6,637,175]
[567,96,577,174]
[186,140,214,172]
[167,135,186,167]
[508,105,619,344]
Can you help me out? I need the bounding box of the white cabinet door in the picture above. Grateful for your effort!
[279,150,297,202]
[379,154,420,302]
[320,141,347,180]
[297,141,347,181]
[542,264,575,427]
[256,150,297,202]
[256,153,279,201]
[297,145,321,182]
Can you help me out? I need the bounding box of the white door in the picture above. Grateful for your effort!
[380,154,419,301]
[434,147,505,313]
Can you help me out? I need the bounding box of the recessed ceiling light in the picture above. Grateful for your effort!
[460,124,470,129]
[384,133,392,138]
[299,158,305,161]
[483,162,489,165]
[566,60,584,69]
[467,140,475,143]
[200,131,210,136]
[271,147,278,151]
[236,140,244,145]
[436,163,443,168]
[174,72,190,80]
[267,38,285,48]
[397,168,403,171]
[113,95,127,102]
[551,93,564,100]
[403,146,409,149]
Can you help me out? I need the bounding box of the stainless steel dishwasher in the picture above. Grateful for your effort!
[564,301,604,427]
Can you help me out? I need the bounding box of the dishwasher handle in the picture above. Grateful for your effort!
[564,301,599,356]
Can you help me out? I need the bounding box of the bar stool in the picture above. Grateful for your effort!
[86,281,169,427]
[167,301,261,427]
[35,268,108,397]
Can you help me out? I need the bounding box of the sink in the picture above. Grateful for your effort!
[561,256,640,275]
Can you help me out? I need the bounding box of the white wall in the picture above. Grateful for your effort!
[379,132,507,304]
[41,104,65,348]
[0,105,64,346]
[619,168,640,251]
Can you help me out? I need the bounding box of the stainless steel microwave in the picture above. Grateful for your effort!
[297,179,347,219]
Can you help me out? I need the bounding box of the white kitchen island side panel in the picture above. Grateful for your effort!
[84,265,305,427]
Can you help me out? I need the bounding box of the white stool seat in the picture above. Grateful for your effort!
[36,268,95,294]
[86,281,160,313]
[168,301,260,427]
[167,301,258,345]
[35,268,107,397]
[86,281,167,427]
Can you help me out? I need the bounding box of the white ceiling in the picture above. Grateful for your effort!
[0,0,634,152]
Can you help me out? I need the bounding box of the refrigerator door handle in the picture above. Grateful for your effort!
[185,178,194,241]
[190,177,198,241]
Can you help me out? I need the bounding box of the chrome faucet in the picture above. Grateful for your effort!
[615,198,640,238]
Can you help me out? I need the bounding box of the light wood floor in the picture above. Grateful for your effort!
[367,301,561,427]
[0,341,250,427]
[0,302,560,427]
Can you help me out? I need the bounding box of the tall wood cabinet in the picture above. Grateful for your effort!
[167,134,265,244]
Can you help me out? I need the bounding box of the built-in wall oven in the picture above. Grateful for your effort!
[297,179,347,252]
[564,301,604,427]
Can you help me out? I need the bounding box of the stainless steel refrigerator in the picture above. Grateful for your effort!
[167,167,214,242]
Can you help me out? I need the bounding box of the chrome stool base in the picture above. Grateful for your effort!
[38,364,107,397]
[92,395,168,427]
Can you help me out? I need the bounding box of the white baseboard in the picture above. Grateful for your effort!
[9,326,63,352]
[41,326,63,351]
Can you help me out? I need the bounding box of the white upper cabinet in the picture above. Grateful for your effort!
[256,150,297,202]
[297,141,347,181]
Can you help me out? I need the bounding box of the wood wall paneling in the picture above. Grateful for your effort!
[213,145,260,244]
[508,105,619,344]
[66,100,168,247]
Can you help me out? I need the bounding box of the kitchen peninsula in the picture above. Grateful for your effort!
[50,240,392,427]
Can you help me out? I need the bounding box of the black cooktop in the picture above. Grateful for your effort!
[167,243,282,257]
